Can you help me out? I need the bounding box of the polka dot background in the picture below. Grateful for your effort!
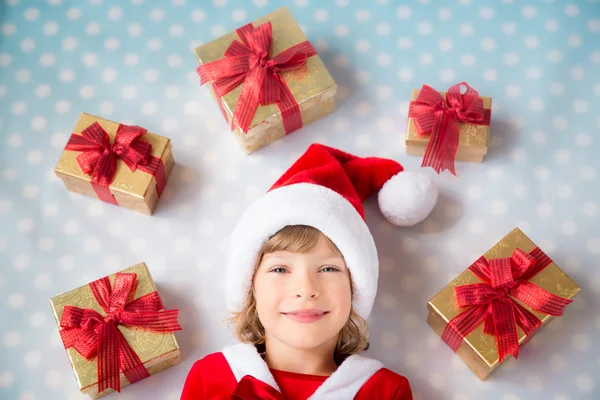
[1,0,599,399]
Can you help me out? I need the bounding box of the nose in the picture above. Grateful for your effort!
[294,270,319,299]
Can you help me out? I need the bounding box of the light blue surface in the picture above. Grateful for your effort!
[1,0,599,399]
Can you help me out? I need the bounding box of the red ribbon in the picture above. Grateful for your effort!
[196,21,316,134]
[231,375,284,400]
[65,122,167,205]
[408,82,491,175]
[59,272,182,393]
[442,248,573,362]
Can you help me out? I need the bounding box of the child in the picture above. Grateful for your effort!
[181,144,438,399]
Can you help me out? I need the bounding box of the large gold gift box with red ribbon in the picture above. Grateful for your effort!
[49,262,182,399]
[406,82,492,175]
[193,6,337,154]
[427,228,580,380]
[54,113,175,215]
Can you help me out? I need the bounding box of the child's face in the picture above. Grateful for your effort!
[253,234,351,352]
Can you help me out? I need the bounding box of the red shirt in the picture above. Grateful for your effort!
[181,352,413,399]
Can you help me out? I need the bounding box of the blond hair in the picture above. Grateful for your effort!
[229,225,370,363]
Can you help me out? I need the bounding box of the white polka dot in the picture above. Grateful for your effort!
[552,116,568,130]
[24,350,41,368]
[504,52,519,65]
[333,54,348,68]
[380,331,398,348]
[8,292,25,308]
[34,273,51,290]
[2,23,16,36]
[459,24,475,37]
[537,203,553,218]
[417,21,433,35]
[148,7,165,21]
[439,69,454,83]
[568,34,582,48]
[45,370,63,388]
[505,84,522,97]
[334,24,349,37]
[491,201,508,216]
[0,371,14,388]
[438,39,453,52]
[122,85,137,100]
[63,218,79,235]
[526,375,543,391]
[468,219,485,234]
[355,40,370,52]
[564,3,580,16]
[355,102,371,117]
[590,19,600,33]
[555,149,571,164]
[7,134,22,148]
[395,37,413,50]
[38,237,55,251]
[561,220,577,236]
[575,374,594,392]
[429,373,445,390]
[544,19,559,32]
[148,38,163,51]
[314,9,328,22]
[480,37,496,51]
[523,35,540,49]
[580,166,597,181]
[144,69,160,82]
[480,7,494,19]
[107,6,122,20]
[376,53,391,67]
[165,54,182,68]
[354,134,371,150]
[2,168,17,181]
[548,50,563,63]
[22,185,39,199]
[29,311,49,328]
[82,236,99,253]
[39,52,55,67]
[66,7,81,20]
[482,68,498,82]
[397,68,413,82]
[521,5,537,18]
[513,182,528,198]
[24,8,40,21]
[12,254,29,271]
[375,22,390,36]
[570,66,585,80]
[460,54,476,67]
[587,238,600,254]
[419,53,433,66]
[526,67,542,80]
[550,82,565,95]
[4,331,20,347]
[558,184,574,199]
[572,333,590,351]
[20,38,35,53]
[396,6,411,19]
[43,21,59,36]
[210,25,225,38]
[85,22,100,36]
[17,218,34,233]
[528,98,545,113]
[583,201,599,217]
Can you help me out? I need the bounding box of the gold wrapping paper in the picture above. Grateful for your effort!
[427,228,580,380]
[54,113,175,215]
[49,263,181,399]
[193,6,337,154]
[406,89,492,163]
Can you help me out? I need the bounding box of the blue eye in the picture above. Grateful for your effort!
[269,266,287,273]
[320,266,340,273]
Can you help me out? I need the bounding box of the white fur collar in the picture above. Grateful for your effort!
[222,343,384,400]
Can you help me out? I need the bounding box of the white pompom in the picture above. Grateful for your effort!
[377,171,438,227]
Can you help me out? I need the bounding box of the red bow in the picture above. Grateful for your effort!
[231,375,285,400]
[59,272,182,394]
[197,21,316,134]
[409,82,491,175]
[442,248,572,362]
[65,122,167,205]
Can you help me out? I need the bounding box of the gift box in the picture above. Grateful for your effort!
[406,82,492,174]
[49,262,182,399]
[427,228,579,380]
[193,6,337,154]
[54,113,175,215]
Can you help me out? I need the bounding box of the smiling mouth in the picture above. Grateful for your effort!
[282,310,329,323]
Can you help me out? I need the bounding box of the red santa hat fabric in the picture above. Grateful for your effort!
[226,143,438,319]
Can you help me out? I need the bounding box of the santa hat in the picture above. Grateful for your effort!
[226,144,438,319]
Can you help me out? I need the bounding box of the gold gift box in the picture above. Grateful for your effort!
[54,113,175,215]
[406,89,492,163]
[427,228,580,380]
[49,262,181,399]
[193,6,337,154]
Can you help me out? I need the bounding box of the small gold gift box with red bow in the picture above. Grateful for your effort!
[49,262,182,399]
[54,113,175,215]
[406,82,492,175]
[427,228,580,380]
[193,6,337,154]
